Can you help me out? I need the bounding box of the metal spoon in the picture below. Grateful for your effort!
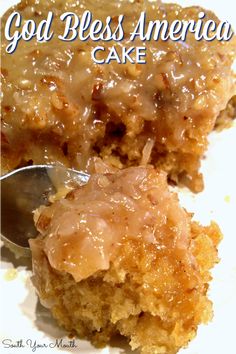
[0,165,89,255]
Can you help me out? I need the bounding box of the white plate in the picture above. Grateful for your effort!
[1,1,236,353]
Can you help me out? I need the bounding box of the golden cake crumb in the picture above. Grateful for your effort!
[30,164,222,354]
[1,0,235,191]
[4,269,18,281]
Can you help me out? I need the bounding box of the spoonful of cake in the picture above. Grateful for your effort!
[0,165,89,254]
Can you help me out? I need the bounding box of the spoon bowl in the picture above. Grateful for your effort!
[0,165,89,252]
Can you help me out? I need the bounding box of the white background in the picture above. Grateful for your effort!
[0,1,236,354]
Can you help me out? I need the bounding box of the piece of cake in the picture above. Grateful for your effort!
[1,0,235,191]
[30,163,222,353]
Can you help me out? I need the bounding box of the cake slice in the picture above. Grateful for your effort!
[30,162,221,354]
[1,0,236,191]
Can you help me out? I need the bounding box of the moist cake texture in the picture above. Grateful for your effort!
[0,0,230,351]
[30,163,222,354]
[1,0,236,191]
